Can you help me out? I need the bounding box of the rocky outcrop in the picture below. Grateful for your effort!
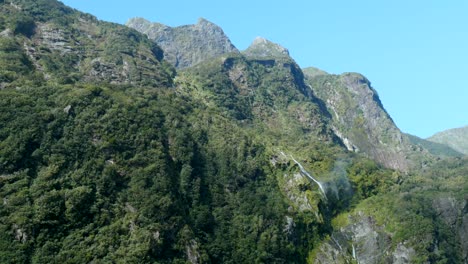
[305,71,417,171]
[313,212,416,264]
[32,20,172,86]
[1,2,173,88]
[242,37,290,59]
[126,17,239,69]
[432,197,468,263]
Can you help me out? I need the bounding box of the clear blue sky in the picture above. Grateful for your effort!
[61,0,467,138]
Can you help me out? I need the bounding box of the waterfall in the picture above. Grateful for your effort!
[352,243,356,259]
[288,155,327,200]
[352,243,360,263]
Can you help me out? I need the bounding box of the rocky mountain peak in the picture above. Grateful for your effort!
[243,37,290,59]
[306,71,414,171]
[196,17,213,27]
[127,17,239,68]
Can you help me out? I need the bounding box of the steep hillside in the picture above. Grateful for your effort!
[313,156,468,263]
[0,0,466,263]
[177,39,337,146]
[0,0,174,88]
[304,69,430,171]
[428,126,468,155]
[126,17,239,69]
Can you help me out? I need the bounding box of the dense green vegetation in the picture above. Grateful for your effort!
[0,84,301,263]
[0,83,407,263]
[406,133,463,157]
[0,0,174,88]
[0,0,466,263]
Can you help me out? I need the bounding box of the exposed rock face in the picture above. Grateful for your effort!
[242,37,290,59]
[305,71,414,171]
[0,1,173,88]
[31,20,171,86]
[127,17,239,69]
[313,212,416,264]
[432,197,468,263]
[186,239,201,264]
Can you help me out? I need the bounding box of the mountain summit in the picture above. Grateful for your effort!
[243,37,290,59]
[126,17,239,68]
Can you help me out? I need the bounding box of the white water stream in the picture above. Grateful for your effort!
[281,151,327,200]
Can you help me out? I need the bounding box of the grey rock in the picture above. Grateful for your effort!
[186,239,201,264]
[313,212,415,264]
[63,105,72,114]
[127,17,239,68]
[392,243,415,264]
[432,197,468,263]
[305,71,419,171]
[242,37,290,59]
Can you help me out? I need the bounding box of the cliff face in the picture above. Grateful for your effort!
[432,197,468,263]
[0,0,174,88]
[313,212,416,264]
[126,17,239,69]
[314,194,468,264]
[305,71,418,171]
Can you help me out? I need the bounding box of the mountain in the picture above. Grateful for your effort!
[304,70,419,171]
[0,0,467,263]
[177,39,337,150]
[0,0,174,88]
[242,36,291,59]
[406,133,463,157]
[427,125,468,155]
[126,17,239,69]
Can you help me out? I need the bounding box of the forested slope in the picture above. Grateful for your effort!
[0,0,466,263]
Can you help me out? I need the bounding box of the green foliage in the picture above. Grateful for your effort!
[347,158,395,199]
[0,0,173,88]
[0,1,466,263]
[9,0,74,23]
[427,125,468,155]
[0,38,33,83]
[0,84,301,262]
[11,14,35,37]
[406,133,463,157]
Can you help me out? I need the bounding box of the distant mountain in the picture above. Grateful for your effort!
[126,17,239,69]
[406,133,463,157]
[428,126,468,155]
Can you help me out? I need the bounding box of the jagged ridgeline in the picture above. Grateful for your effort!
[0,0,467,263]
[0,0,174,88]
